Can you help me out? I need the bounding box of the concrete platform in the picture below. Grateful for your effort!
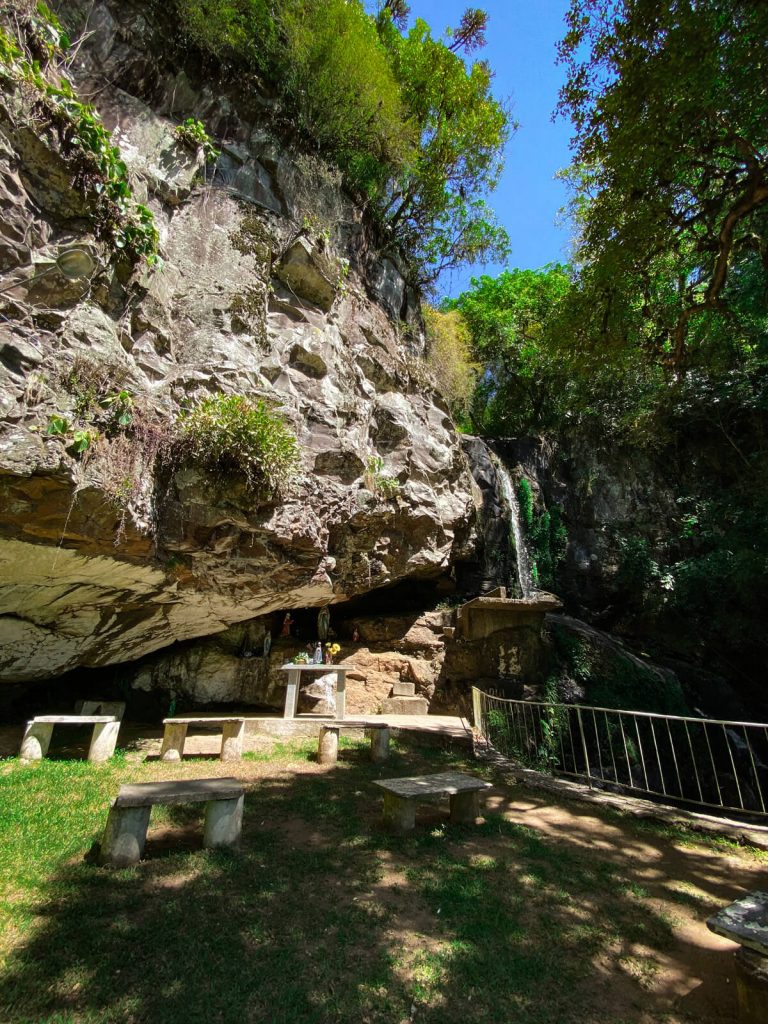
[240,713,472,744]
[1,713,472,760]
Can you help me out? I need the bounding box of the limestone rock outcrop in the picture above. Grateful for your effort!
[0,1,475,685]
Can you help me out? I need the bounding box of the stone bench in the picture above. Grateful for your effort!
[317,721,390,765]
[373,771,492,832]
[19,715,120,763]
[100,777,245,867]
[160,717,246,763]
[707,891,768,1024]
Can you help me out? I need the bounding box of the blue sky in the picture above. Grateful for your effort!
[405,0,575,297]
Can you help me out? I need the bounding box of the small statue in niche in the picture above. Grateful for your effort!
[280,612,294,637]
[263,630,272,661]
[317,605,330,641]
[352,625,360,643]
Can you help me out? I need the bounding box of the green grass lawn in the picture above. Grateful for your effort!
[0,738,763,1024]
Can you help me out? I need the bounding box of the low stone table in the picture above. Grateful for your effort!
[373,771,492,832]
[160,717,246,762]
[100,777,245,867]
[19,715,120,763]
[318,721,390,765]
[707,891,768,1024]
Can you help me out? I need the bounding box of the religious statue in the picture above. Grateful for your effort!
[280,612,294,637]
[317,605,331,641]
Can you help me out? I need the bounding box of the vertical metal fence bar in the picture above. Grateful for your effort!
[575,706,593,787]
[473,687,483,737]
[684,720,705,803]
[666,719,683,799]
[618,715,632,788]
[605,710,619,785]
[744,726,765,814]
[566,708,578,775]
[591,709,605,782]
[633,716,650,792]
[561,712,573,774]
[722,724,745,810]
[515,702,526,760]
[649,718,666,796]
[703,722,723,808]
[523,702,535,760]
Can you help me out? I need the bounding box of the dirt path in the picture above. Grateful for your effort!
[480,786,767,1022]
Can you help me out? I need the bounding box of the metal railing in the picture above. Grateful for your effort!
[473,687,768,820]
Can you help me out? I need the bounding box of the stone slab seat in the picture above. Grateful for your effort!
[373,771,492,833]
[317,720,390,765]
[707,891,768,1024]
[99,777,245,868]
[19,715,120,763]
[160,716,246,763]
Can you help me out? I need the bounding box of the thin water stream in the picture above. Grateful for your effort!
[490,451,536,599]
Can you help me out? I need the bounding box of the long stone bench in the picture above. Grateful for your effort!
[317,721,390,765]
[160,717,246,762]
[707,891,768,1024]
[19,715,120,763]
[100,777,245,867]
[373,771,492,832]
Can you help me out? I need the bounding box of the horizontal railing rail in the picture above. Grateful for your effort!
[472,687,768,820]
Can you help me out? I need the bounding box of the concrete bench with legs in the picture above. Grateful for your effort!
[707,891,768,1024]
[374,771,492,833]
[160,717,246,763]
[317,721,390,765]
[20,715,121,763]
[100,777,245,868]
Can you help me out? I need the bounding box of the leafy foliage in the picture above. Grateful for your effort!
[422,305,478,428]
[376,11,511,280]
[0,7,158,264]
[364,455,400,498]
[557,0,768,371]
[174,117,220,161]
[177,393,299,498]
[172,0,510,282]
[447,265,572,435]
[515,477,568,591]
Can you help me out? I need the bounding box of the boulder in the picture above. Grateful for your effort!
[275,237,340,311]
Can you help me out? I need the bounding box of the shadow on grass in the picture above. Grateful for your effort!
[0,743,749,1024]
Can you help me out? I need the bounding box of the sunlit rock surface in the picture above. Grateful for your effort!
[0,0,475,684]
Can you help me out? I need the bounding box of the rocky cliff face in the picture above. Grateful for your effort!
[481,436,679,617]
[0,0,475,687]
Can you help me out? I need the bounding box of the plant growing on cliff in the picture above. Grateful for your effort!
[364,455,400,499]
[517,478,534,531]
[516,475,567,590]
[422,305,478,429]
[174,117,220,161]
[177,393,299,498]
[0,8,159,265]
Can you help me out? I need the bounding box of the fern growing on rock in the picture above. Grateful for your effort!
[176,393,299,499]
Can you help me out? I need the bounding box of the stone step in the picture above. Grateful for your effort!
[380,696,429,716]
[391,681,416,697]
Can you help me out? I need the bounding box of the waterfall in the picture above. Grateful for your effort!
[492,454,536,599]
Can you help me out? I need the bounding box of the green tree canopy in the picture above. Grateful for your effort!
[173,0,511,284]
[447,265,572,435]
[557,0,768,371]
